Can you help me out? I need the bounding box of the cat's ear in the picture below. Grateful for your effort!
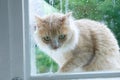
[35,16,44,28]
[60,12,72,22]
[65,12,72,18]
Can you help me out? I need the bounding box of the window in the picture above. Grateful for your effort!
[21,0,120,80]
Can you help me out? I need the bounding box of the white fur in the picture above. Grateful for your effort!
[34,16,80,67]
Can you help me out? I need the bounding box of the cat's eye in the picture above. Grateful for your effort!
[59,34,66,40]
[43,36,51,41]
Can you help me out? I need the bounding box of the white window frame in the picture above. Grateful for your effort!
[9,0,120,80]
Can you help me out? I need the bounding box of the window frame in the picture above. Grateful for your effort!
[9,0,120,80]
[30,71,120,80]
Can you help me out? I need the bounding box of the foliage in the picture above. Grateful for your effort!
[36,0,120,73]
[36,46,58,73]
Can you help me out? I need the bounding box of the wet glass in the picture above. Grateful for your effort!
[29,0,120,74]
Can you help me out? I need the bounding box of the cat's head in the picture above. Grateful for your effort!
[34,13,79,53]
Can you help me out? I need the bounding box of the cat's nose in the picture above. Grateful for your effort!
[53,46,59,49]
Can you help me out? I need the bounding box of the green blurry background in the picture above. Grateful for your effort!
[36,0,120,73]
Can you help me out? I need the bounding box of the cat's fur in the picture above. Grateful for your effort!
[34,13,120,72]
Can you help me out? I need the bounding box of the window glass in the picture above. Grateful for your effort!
[29,0,120,74]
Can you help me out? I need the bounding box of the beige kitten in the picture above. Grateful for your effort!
[34,12,120,72]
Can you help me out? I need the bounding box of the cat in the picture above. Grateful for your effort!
[34,12,120,72]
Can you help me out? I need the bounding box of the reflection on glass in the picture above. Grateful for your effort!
[29,0,120,74]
